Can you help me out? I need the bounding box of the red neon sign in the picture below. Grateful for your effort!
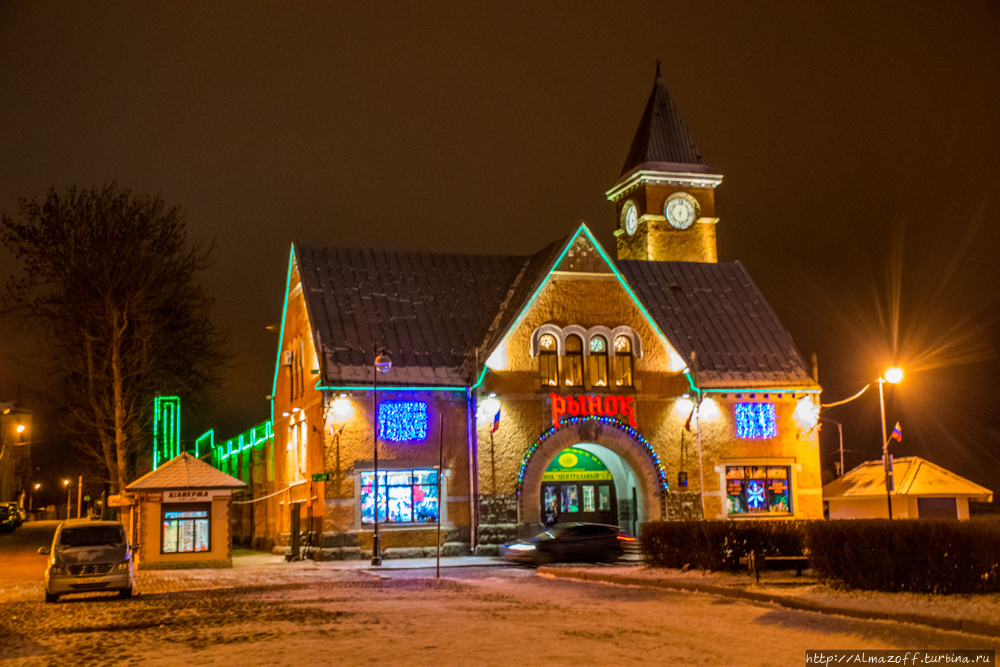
[550,393,636,429]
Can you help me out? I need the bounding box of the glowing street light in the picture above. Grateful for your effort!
[15,424,25,434]
[63,479,71,520]
[884,367,904,384]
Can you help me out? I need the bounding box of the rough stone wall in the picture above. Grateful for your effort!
[475,493,518,556]
[665,491,704,521]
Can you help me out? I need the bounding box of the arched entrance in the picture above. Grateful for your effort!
[541,446,619,526]
[517,416,668,535]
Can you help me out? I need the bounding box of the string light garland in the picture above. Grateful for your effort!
[515,415,668,494]
[378,401,428,442]
[735,403,778,439]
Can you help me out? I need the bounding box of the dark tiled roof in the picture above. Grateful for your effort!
[297,246,533,386]
[621,69,706,175]
[617,260,817,388]
[127,453,245,490]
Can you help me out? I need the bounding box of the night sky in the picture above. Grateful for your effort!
[2,2,998,496]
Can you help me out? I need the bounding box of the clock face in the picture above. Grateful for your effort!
[665,194,699,230]
[622,201,638,236]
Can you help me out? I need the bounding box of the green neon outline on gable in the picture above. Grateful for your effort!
[314,381,468,393]
[195,430,214,459]
[269,243,295,477]
[483,223,686,375]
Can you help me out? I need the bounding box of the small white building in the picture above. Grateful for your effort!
[823,457,992,520]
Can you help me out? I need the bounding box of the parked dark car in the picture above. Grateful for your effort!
[500,523,633,565]
[0,503,18,532]
[2,502,26,528]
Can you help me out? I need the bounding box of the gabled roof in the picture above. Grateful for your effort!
[823,457,993,502]
[621,64,707,175]
[290,226,814,390]
[126,453,245,491]
[617,260,817,389]
[296,245,547,386]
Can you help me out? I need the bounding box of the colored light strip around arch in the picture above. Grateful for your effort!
[514,415,668,495]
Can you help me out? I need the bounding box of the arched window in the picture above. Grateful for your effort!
[564,335,584,387]
[614,335,633,387]
[588,335,608,387]
[539,334,558,387]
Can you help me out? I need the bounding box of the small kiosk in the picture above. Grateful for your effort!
[120,453,246,569]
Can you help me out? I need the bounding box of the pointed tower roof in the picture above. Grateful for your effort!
[620,63,707,175]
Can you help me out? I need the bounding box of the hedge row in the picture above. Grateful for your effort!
[640,519,1000,594]
[803,519,1000,594]
[639,520,806,572]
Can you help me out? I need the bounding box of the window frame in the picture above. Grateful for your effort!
[614,335,633,387]
[563,335,584,387]
[538,334,559,387]
[588,335,609,387]
[161,502,212,555]
[358,468,444,526]
[724,465,793,517]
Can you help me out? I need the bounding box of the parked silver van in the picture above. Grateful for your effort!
[38,520,135,603]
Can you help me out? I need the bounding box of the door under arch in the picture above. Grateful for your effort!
[541,446,621,527]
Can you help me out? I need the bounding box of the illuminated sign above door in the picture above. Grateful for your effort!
[550,393,636,428]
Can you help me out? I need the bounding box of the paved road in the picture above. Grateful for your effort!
[0,520,57,580]
[0,558,992,665]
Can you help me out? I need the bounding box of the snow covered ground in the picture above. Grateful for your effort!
[568,565,1000,627]
[0,561,994,666]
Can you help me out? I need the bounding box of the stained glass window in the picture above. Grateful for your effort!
[735,403,778,439]
[162,505,210,553]
[725,466,792,515]
[360,469,439,524]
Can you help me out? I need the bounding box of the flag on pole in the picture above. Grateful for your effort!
[683,407,695,433]
[890,422,902,442]
[492,407,501,433]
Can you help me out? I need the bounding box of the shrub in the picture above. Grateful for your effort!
[640,520,807,572]
[804,519,1000,594]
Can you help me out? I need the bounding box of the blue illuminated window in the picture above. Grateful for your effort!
[735,403,778,439]
[377,401,428,442]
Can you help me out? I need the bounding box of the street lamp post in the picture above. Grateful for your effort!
[371,350,392,567]
[820,418,844,476]
[31,483,40,512]
[63,479,71,521]
[878,366,903,519]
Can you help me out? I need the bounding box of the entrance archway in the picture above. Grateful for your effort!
[517,416,668,535]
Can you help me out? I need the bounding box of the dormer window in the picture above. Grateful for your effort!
[589,335,608,387]
[614,335,633,387]
[539,334,558,386]
[564,335,584,387]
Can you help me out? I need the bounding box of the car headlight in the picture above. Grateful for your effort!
[116,561,130,572]
[507,543,536,552]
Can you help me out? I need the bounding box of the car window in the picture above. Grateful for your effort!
[58,526,126,547]
[578,525,614,537]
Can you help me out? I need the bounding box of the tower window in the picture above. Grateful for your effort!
[539,334,558,387]
[614,335,633,387]
[564,335,584,387]
[588,335,608,387]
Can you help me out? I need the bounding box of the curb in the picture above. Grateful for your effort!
[537,567,1000,639]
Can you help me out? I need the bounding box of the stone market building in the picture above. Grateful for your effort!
[262,68,823,557]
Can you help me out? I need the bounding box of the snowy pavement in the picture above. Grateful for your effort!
[1,559,995,666]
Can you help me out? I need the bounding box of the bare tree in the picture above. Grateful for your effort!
[1,184,228,491]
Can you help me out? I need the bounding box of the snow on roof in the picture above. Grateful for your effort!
[823,456,992,502]
[126,452,246,491]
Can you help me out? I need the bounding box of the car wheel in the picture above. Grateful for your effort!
[44,592,58,603]
[118,586,133,599]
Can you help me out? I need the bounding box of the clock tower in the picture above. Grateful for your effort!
[608,65,722,263]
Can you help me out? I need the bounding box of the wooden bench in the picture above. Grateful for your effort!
[739,552,809,582]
